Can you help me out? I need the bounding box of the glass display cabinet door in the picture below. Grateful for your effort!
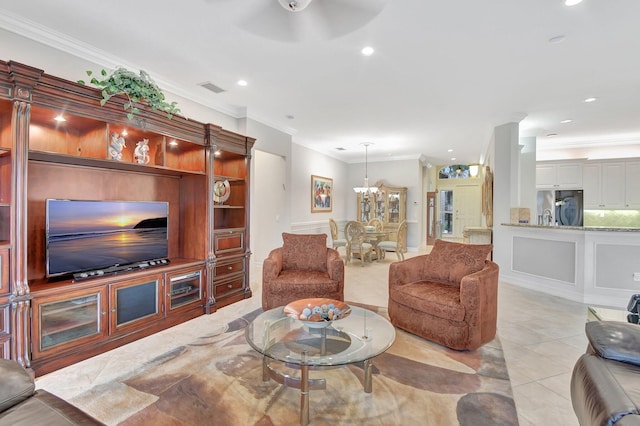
[374,190,385,222]
[358,193,372,222]
[387,191,401,224]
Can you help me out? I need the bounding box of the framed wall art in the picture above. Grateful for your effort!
[311,175,333,212]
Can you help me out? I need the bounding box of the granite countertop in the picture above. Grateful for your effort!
[501,223,640,232]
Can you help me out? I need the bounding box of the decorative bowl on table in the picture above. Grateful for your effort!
[284,298,351,328]
[364,225,375,232]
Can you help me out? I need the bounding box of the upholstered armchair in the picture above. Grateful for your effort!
[262,233,345,311]
[388,239,498,350]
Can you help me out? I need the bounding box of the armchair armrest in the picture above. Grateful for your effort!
[262,248,283,283]
[459,261,499,331]
[389,255,426,288]
[326,248,345,296]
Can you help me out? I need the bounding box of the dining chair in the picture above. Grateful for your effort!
[367,217,384,231]
[344,221,373,266]
[377,220,408,261]
[329,218,347,252]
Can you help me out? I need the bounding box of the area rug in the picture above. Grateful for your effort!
[68,305,518,425]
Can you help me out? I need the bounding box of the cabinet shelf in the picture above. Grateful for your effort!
[29,150,205,177]
[213,175,244,182]
[41,318,97,338]
[213,205,244,209]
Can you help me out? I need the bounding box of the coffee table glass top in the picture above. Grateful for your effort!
[245,304,396,366]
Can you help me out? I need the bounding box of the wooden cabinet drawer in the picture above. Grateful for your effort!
[0,248,8,295]
[213,229,244,255]
[214,276,244,298]
[214,259,244,278]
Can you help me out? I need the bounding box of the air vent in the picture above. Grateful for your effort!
[199,82,226,94]
[335,147,346,151]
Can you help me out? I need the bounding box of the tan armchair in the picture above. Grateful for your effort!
[344,221,373,266]
[388,239,498,350]
[329,218,347,252]
[377,219,407,261]
[262,233,344,311]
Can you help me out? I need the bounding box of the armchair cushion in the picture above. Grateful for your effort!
[282,233,327,271]
[424,239,492,284]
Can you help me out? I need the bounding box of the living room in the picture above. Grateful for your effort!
[2,2,640,425]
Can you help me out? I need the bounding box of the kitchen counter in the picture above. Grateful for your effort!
[501,223,640,232]
[497,224,640,308]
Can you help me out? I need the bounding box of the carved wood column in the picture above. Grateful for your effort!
[8,61,42,366]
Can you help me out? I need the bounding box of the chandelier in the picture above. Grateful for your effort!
[353,143,378,194]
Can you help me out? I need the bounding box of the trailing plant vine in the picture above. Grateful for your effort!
[78,67,181,120]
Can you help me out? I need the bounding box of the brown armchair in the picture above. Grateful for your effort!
[388,239,498,350]
[262,233,345,311]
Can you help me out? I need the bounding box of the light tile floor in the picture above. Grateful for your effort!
[36,248,591,425]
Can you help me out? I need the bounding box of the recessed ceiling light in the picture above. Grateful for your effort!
[560,119,573,123]
[584,97,597,103]
[451,157,456,161]
[565,0,583,5]
[361,46,374,56]
[548,35,566,44]
[547,133,558,137]
[237,80,248,87]
[447,149,453,153]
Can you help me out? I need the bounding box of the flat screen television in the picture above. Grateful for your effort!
[46,199,169,278]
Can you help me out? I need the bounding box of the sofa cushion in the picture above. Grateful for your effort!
[424,240,492,284]
[586,321,640,366]
[389,280,466,322]
[0,359,35,413]
[282,233,328,271]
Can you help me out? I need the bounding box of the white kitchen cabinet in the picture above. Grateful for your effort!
[536,162,582,189]
[625,162,640,208]
[601,162,626,208]
[582,161,627,209]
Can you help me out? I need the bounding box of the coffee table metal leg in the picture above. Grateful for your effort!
[300,350,309,426]
[301,363,310,426]
[364,358,373,393]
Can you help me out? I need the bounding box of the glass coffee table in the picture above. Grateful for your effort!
[245,304,396,426]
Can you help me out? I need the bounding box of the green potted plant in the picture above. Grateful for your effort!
[79,67,180,120]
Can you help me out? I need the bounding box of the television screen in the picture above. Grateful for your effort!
[46,199,169,277]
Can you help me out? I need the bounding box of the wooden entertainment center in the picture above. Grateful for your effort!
[0,60,255,375]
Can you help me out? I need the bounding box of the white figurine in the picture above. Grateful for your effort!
[134,138,150,164]
[109,132,126,161]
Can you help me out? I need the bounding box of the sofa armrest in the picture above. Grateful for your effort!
[0,359,35,413]
[326,248,345,297]
[262,248,283,283]
[388,255,426,288]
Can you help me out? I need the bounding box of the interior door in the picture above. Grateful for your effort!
[426,192,436,245]
[453,186,481,239]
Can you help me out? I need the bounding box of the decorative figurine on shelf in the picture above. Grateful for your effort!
[109,132,126,161]
[134,138,150,164]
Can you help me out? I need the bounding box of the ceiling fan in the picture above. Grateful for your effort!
[228,0,388,42]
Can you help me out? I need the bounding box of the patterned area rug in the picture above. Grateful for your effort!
[69,305,518,425]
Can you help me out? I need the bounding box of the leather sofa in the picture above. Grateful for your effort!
[0,359,104,425]
[262,233,344,311]
[388,239,498,350]
[571,321,640,426]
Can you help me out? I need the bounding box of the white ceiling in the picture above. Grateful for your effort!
[1,0,639,165]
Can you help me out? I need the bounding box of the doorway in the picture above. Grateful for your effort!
[439,186,481,240]
[426,191,436,245]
